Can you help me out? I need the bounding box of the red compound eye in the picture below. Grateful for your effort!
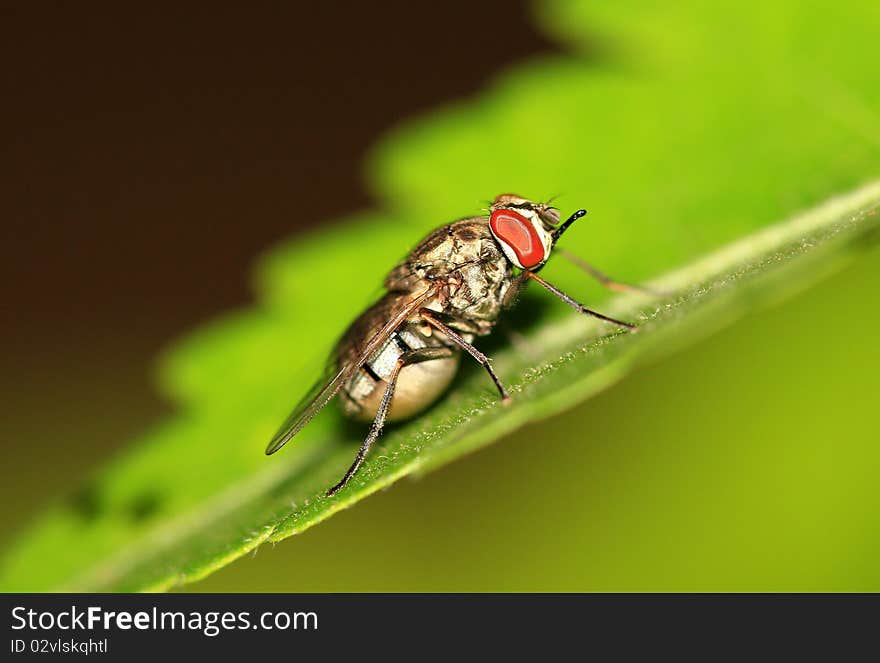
[489,209,546,268]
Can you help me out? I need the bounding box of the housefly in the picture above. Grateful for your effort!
[266,194,639,496]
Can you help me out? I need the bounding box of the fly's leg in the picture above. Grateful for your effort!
[419,308,512,403]
[326,346,453,497]
[548,208,657,296]
[555,248,661,296]
[525,271,637,330]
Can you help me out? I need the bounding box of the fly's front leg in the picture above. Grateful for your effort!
[326,346,453,497]
[556,247,663,297]
[419,309,512,404]
[525,270,637,330]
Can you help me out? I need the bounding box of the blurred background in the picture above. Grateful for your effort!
[0,0,551,544]
[2,1,879,591]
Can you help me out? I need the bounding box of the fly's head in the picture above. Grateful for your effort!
[488,194,585,272]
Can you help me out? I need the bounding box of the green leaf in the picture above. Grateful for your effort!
[2,0,879,592]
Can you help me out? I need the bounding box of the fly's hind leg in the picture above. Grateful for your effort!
[326,346,453,497]
[419,308,512,404]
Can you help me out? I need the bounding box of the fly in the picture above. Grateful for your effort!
[266,194,641,496]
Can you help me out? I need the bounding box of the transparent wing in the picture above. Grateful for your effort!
[264,362,349,455]
[264,285,437,455]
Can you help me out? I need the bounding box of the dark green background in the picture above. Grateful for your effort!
[191,252,880,591]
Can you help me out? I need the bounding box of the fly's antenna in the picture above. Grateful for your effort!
[552,208,587,242]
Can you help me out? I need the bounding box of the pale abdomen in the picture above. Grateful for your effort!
[339,324,462,422]
[350,352,459,422]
